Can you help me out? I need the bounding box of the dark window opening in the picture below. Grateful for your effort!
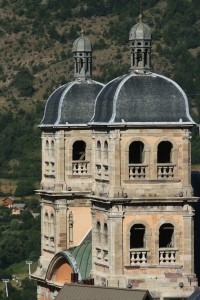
[96,221,101,243]
[159,223,174,247]
[130,224,145,248]
[104,223,108,244]
[73,141,86,160]
[97,141,101,160]
[137,49,142,65]
[129,141,144,164]
[104,141,108,161]
[144,49,148,66]
[157,141,173,163]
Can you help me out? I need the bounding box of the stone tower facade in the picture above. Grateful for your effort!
[32,35,104,300]
[33,18,198,300]
[89,17,198,299]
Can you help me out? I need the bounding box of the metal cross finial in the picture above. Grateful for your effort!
[139,13,142,23]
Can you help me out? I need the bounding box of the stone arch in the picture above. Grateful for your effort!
[72,140,86,160]
[46,251,82,284]
[153,138,178,179]
[125,219,151,265]
[68,138,92,162]
[153,137,178,152]
[155,218,181,240]
[157,141,173,163]
[155,218,181,264]
[124,138,150,180]
[129,141,145,164]
[159,223,174,248]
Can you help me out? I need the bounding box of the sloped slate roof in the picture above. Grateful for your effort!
[40,80,104,127]
[188,288,200,300]
[90,73,194,125]
[55,283,153,300]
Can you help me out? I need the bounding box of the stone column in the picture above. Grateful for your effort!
[108,130,122,197]
[40,200,45,255]
[108,206,124,277]
[182,204,195,274]
[182,129,192,195]
[41,133,46,188]
[55,130,65,192]
[54,200,67,252]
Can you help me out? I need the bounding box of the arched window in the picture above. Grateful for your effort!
[51,140,54,159]
[104,141,108,162]
[44,212,49,236]
[73,141,86,160]
[130,224,145,248]
[159,223,174,248]
[103,223,108,244]
[96,221,101,244]
[97,141,101,160]
[50,214,55,237]
[46,140,49,158]
[129,141,144,164]
[157,141,173,163]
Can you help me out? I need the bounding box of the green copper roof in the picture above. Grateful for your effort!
[70,240,92,280]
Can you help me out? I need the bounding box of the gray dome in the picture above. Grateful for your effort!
[40,80,104,127]
[90,73,194,125]
[129,21,151,40]
[72,36,92,52]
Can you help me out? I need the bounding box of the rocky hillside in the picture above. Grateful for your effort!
[1,0,200,196]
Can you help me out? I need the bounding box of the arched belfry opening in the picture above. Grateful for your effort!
[159,223,174,248]
[129,141,144,164]
[130,224,145,248]
[73,141,86,160]
[157,141,173,163]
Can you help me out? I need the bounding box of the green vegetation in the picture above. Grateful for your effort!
[0,200,40,298]
[0,277,37,300]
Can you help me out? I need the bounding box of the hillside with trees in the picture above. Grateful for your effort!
[1,0,200,195]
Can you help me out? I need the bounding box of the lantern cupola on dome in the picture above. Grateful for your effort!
[72,30,92,80]
[129,14,151,74]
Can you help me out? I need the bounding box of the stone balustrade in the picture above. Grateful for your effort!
[159,248,177,265]
[129,164,147,179]
[72,161,89,175]
[130,249,148,265]
[157,164,175,179]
